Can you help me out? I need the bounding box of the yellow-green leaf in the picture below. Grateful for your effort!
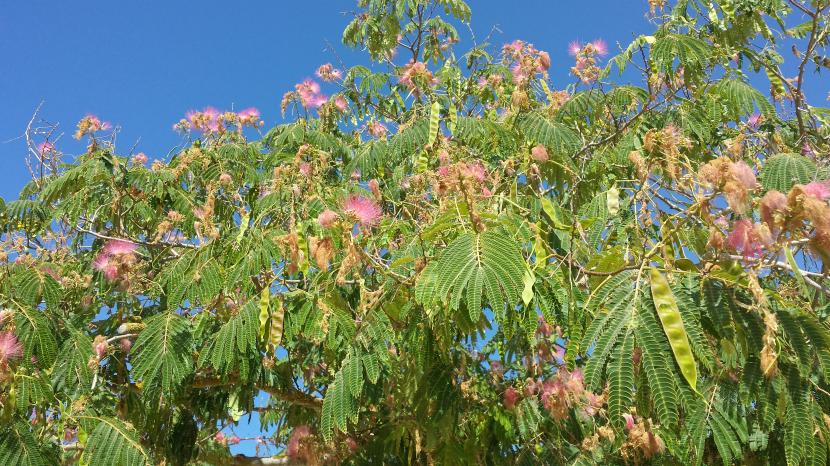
[522,268,535,306]
[649,268,698,392]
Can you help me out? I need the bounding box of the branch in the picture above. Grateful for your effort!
[192,374,323,412]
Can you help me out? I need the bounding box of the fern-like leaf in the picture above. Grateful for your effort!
[131,312,193,404]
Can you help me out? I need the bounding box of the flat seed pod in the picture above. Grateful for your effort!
[649,268,698,392]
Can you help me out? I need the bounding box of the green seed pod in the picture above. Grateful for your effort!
[649,268,698,392]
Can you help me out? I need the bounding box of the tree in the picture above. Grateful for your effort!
[1,0,830,464]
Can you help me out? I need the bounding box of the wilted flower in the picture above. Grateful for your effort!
[286,425,312,459]
[237,107,262,127]
[93,335,108,360]
[318,209,339,228]
[504,387,519,410]
[398,61,437,93]
[74,114,112,139]
[219,173,233,186]
[760,190,788,229]
[342,195,382,227]
[531,144,549,163]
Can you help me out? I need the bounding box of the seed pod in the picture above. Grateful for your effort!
[269,296,285,356]
[606,186,620,216]
[428,101,441,148]
[649,268,698,392]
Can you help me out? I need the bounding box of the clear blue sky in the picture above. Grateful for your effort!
[4,0,822,459]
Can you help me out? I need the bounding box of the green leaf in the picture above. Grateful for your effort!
[0,421,50,466]
[762,153,816,192]
[81,416,150,466]
[130,312,193,404]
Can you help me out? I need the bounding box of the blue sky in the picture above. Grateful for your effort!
[2,0,825,459]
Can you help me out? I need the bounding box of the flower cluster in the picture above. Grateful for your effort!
[502,39,551,85]
[93,239,139,286]
[698,157,758,214]
[620,411,666,460]
[642,124,692,179]
[295,79,328,108]
[74,114,112,140]
[569,40,608,84]
[434,159,492,199]
[174,107,262,134]
[366,120,388,138]
[398,61,437,94]
[342,195,383,228]
[315,63,342,82]
[286,425,315,461]
[0,332,23,368]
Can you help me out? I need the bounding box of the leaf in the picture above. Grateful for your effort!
[130,312,193,404]
[608,332,635,429]
[762,153,816,192]
[0,421,50,466]
[81,416,150,466]
[635,298,680,427]
[649,268,698,392]
[13,306,57,369]
[414,230,526,319]
[521,268,535,306]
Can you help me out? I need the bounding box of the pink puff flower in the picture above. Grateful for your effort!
[237,107,261,126]
[93,336,108,360]
[132,153,148,165]
[342,195,382,227]
[317,209,339,228]
[538,51,551,71]
[746,112,762,130]
[728,219,764,258]
[333,95,348,112]
[531,144,549,163]
[286,425,312,459]
[214,432,226,444]
[119,338,132,354]
[623,413,635,430]
[103,239,138,256]
[503,387,519,410]
[366,121,388,138]
[38,141,56,154]
[299,163,313,177]
[568,41,582,56]
[315,63,342,82]
[801,181,830,201]
[731,161,757,190]
[591,39,608,56]
[228,435,241,445]
[0,332,23,365]
[464,162,487,182]
[760,190,788,227]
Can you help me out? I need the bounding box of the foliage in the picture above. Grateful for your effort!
[1,0,830,464]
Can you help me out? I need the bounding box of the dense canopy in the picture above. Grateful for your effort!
[2,0,830,464]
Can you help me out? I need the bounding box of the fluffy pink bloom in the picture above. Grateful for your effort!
[119,338,132,354]
[538,51,551,71]
[237,107,261,126]
[503,387,519,410]
[366,121,388,138]
[214,432,226,444]
[38,141,56,154]
[93,336,108,360]
[219,173,233,185]
[310,94,328,108]
[481,187,493,198]
[228,435,241,445]
[342,195,382,227]
[132,153,148,165]
[286,425,312,458]
[317,209,339,228]
[801,182,830,201]
[747,112,762,129]
[623,413,635,430]
[731,161,757,190]
[333,95,348,112]
[728,219,764,258]
[463,162,487,182]
[296,80,325,108]
[568,41,582,56]
[591,39,608,56]
[0,332,23,365]
[93,254,118,281]
[104,239,138,256]
[760,190,788,227]
[299,163,313,177]
[531,144,549,163]
[315,63,342,82]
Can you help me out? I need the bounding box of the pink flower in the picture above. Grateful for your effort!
[368,179,381,198]
[463,162,487,182]
[38,141,56,154]
[623,413,635,430]
[333,95,348,112]
[728,219,764,258]
[315,63,342,82]
[366,121,388,138]
[286,425,312,459]
[503,387,519,410]
[568,41,582,56]
[0,332,23,365]
[228,435,241,445]
[760,190,788,227]
[237,107,261,126]
[802,142,815,156]
[731,161,757,190]
[119,338,132,354]
[801,182,830,201]
[342,195,382,227]
[481,187,493,198]
[214,432,226,444]
[538,51,551,71]
[299,163,313,177]
[747,112,762,129]
[591,39,608,56]
[219,173,233,185]
[531,144,549,163]
[93,336,108,360]
[318,209,339,228]
[132,153,148,165]
[104,239,137,256]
